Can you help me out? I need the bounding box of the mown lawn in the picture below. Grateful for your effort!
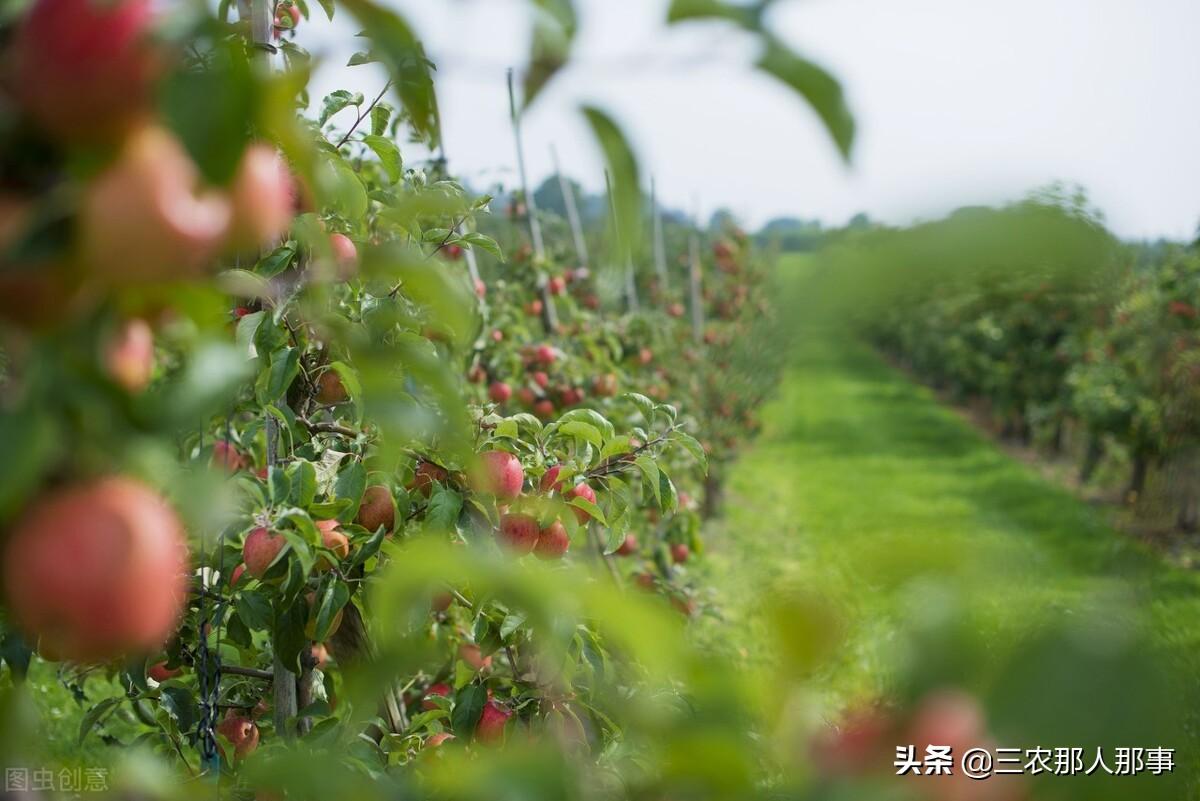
[701,265,1200,794]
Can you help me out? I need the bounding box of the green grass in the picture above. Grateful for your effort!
[702,276,1200,794]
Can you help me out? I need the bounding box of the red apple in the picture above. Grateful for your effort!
[615,534,638,556]
[534,344,556,365]
[408,461,449,497]
[12,0,161,144]
[242,527,286,579]
[315,519,350,571]
[229,563,246,587]
[356,485,394,534]
[533,399,556,420]
[476,701,512,744]
[534,520,570,560]
[103,318,155,392]
[217,714,260,759]
[316,369,348,404]
[427,732,455,747]
[227,144,294,250]
[329,233,358,279]
[458,643,492,671]
[473,451,524,500]
[488,381,512,403]
[80,125,231,281]
[148,661,180,682]
[422,682,452,710]
[548,275,566,295]
[637,348,653,366]
[497,513,539,555]
[592,373,618,397]
[563,482,596,525]
[671,543,690,564]
[3,477,188,662]
[516,387,537,406]
[540,465,564,493]
[532,371,550,389]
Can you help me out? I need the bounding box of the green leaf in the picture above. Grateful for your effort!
[311,578,350,642]
[315,0,334,19]
[78,697,122,745]
[666,0,757,27]
[634,456,661,506]
[158,686,197,733]
[451,684,487,737]
[257,347,301,405]
[756,36,855,161]
[348,524,388,569]
[274,598,309,674]
[581,106,643,265]
[320,89,360,126]
[237,590,273,630]
[658,469,678,515]
[524,0,577,108]
[256,246,296,279]
[160,40,253,183]
[0,407,58,521]
[426,486,464,532]
[269,465,291,504]
[568,496,606,526]
[671,431,709,474]
[624,392,656,424]
[370,102,394,136]
[362,134,402,183]
[334,461,368,522]
[500,613,527,641]
[558,420,603,449]
[288,461,319,508]
[328,360,363,401]
[461,232,504,260]
[340,0,439,144]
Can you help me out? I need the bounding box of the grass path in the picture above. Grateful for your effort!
[704,318,1200,764]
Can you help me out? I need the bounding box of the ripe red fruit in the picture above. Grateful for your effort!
[667,302,685,318]
[443,243,463,260]
[315,519,350,571]
[243,527,286,579]
[560,387,583,406]
[532,371,550,389]
[671,543,690,564]
[81,125,232,281]
[490,330,504,343]
[497,513,540,555]
[227,145,294,250]
[534,520,570,560]
[431,591,453,612]
[634,572,655,590]
[103,318,155,392]
[534,344,556,365]
[476,701,512,744]
[316,370,348,404]
[474,279,487,299]
[516,387,537,406]
[548,275,566,295]
[533,399,556,420]
[329,233,358,280]
[217,714,260,759]
[310,643,329,669]
[540,465,564,493]
[563,482,597,525]
[488,381,512,403]
[474,451,524,500]
[458,643,493,671]
[422,682,452,710]
[356,485,395,534]
[427,732,455,747]
[13,0,161,144]
[468,364,487,384]
[229,563,246,586]
[3,477,188,662]
[409,461,449,497]
[637,348,653,366]
[592,373,618,397]
[526,299,544,316]
[615,534,638,556]
[148,661,180,682]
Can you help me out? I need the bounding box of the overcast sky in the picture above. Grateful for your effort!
[299,0,1200,240]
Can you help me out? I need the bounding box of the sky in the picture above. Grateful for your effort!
[298,0,1200,240]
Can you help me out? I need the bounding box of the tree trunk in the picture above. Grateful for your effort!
[1049,418,1065,455]
[702,472,723,520]
[1126,453,1149,503]
[1080,434,1104,483]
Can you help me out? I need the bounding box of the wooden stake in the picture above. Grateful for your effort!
[551,144,589,270]
[689,228,704,345]
[651,177,668,289]
[507,69,558,333]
